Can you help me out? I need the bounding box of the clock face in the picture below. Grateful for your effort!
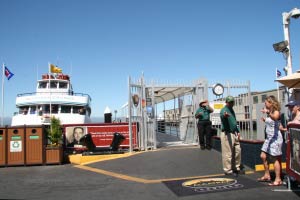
[213,84,224,96]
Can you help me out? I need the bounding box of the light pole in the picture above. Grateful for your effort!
[282,8,300,76]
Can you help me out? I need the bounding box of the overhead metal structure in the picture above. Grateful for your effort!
[146,86,195,104]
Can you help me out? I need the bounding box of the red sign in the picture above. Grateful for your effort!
[64,123,138,149]
[286,124,300,182]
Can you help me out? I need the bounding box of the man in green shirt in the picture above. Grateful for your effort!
[220,96,242,176]
[195,99,214,150]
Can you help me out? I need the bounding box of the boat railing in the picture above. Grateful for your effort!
[16,92,92,102]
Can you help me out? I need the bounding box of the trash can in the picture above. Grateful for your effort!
[26,126,44,165]
[0,127,7,166]
[104,106,112,123]
[110,132,125,151]
[7,127,25,166]
[104,113,112,123]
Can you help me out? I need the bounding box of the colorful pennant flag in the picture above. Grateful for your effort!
[50,64,62,73]
[4,66,14,80]
[276,69,282,78]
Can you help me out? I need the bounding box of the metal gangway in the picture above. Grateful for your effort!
[125,75,256,152]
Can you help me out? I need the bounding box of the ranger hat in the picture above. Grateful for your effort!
[199,99,207,105]
[225,96,234,103]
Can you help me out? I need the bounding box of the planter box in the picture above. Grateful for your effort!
[45,146,63,164]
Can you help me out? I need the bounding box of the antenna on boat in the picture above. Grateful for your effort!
[70,61,73,77]
[36,64,39,81]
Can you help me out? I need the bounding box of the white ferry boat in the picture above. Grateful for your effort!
[11,72,92,126]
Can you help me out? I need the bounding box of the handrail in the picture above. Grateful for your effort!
[16,92,92,102]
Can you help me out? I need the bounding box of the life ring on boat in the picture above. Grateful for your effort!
[63,75,70,80]
[57,74,69,80]
[42,74,54,79]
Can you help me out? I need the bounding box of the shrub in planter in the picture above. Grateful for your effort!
[46,117,63,146]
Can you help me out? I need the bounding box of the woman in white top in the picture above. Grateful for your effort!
[258,96,283,186]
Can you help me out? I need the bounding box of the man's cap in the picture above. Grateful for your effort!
[285,100,300,107]
[199,99,207,105]
[225,96,234,103]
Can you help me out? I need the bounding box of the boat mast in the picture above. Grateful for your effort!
[1,63,4,126]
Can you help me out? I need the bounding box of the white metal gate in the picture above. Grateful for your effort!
[127,76,253,151]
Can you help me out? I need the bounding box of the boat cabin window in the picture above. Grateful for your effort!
[38,82,47,88]
[61,106,71,113]
[50,81,58,89]
[30,106,36,114]
[19,106,29,115]
[59,82,68,89]
[51,105,59,113]
[73,106,85,114]
[79,107,86,115]
[38,106,43,116]
[44,105,50,113]
[42,105,58,113]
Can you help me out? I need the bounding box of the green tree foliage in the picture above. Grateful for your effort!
[47,117,62,146]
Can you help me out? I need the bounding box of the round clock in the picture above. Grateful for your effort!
[213,83,224,96]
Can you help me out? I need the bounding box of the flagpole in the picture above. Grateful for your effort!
[48,63,52,133]
[48,62,52,117]
[1,63,4,126]
[276,68,280,100]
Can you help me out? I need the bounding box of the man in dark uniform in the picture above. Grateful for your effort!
[220,96,243,176]
[195,99,214,150]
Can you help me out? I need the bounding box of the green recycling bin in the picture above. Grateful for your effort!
[0,127,6,166]
[7,127,25,166]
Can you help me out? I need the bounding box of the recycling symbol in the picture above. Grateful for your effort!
[12,141,20,148]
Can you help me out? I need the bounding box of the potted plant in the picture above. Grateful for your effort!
[45,117,63,164]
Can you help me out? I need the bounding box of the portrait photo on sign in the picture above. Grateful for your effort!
[65,126,87,147]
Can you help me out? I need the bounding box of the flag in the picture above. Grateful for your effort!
[4,66,14,80]
[276,69,282,78]
[50,64,62,73]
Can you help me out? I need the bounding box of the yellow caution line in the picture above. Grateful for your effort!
[74,165,254,184]
[69,146,198,165]
[69,152,144,165]
[255,162,286,171]
[75,165,153,183]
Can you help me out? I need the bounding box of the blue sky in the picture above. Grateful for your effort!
[0,0,300,122]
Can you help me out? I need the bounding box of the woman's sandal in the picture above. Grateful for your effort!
[257,176,271,182]
[268,181,283,186]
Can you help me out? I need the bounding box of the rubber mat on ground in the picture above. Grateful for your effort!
[163,176,267,197]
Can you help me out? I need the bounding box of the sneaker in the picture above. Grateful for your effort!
[224,171,233,175]
[200,146,205,150]
[225,171,238,177]
[206,146,212,150]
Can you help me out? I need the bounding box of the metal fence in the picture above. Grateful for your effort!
[127,76,255,151]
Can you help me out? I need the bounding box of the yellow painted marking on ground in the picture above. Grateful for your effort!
[255,162,286,171]
[69,152,144,165]
[69,146,198,165]
[74,164,255,184]
[75,165,153,183]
